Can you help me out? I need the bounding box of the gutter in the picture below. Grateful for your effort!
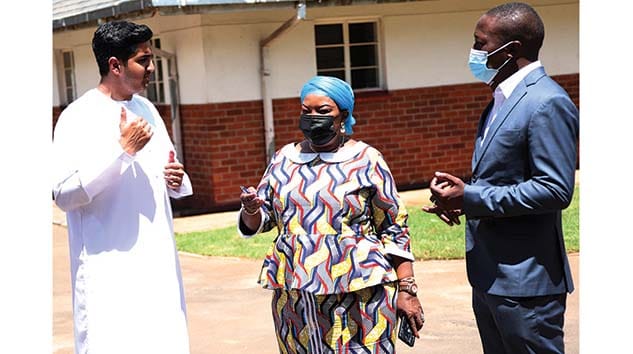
[259,1,306,163]
[53,0,154,30]
[54,0,409,31]
[53,0,301,31]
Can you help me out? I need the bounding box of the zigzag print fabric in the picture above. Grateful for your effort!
[254,141,414,295]
[271,284,398,353]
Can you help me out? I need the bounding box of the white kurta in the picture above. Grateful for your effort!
[53,88,192,354]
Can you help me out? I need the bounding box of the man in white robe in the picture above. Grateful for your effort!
[53,20,192,354]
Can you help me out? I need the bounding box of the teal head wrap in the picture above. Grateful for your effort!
[299,76,356,135]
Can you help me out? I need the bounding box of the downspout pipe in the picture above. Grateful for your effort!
[260,1,306,163]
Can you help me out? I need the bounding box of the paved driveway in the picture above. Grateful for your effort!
[53,223,578,354]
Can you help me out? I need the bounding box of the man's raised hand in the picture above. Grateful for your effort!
[421,172,465,226]
[429,172,465,211]
[119,107,153,155]
[164,150,185,190]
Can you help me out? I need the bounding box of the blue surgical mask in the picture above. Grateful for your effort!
[468,42,513,85]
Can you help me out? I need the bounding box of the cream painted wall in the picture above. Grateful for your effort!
[190,0,579,101]
[73,44,100,96]
[383,2,579,90]
[382,10,477,90]
[266,22,316,100]
[128,14,207,104]
[164,27,207,104]
[53,27,100,103]
[51,44,100,104]
[52,15,208,104]
[52,1,578,105]
[202,24,263,102]
[198,20,316,103]
[538,3,579,75]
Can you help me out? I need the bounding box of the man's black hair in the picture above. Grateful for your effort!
[486,2,545,61]
[92,20,153,76]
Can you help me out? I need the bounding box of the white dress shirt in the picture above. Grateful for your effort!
[481,60,543,145]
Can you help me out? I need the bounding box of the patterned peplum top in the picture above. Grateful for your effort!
[240,141,415,295]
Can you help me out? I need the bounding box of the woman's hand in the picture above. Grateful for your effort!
[397,291,425,338]
[240,186,263,215]
[239,186,264,233]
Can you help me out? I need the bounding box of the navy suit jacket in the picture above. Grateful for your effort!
[463,66,578,297]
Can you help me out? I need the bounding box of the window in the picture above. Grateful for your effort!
[145,38,165,103]
[314,21,381,90]
[62,50,76,103]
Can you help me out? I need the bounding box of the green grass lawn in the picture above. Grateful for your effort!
[176,187,579,260]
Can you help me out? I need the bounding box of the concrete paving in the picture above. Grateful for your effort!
[52,187,579,353]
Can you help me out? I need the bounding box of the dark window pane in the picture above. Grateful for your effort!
[158,83,164,102]
[316,47,344,70]
[63,52,72,67]
[349,22,376,43]
[350,45,377,67]
[317,70,345,81]
[315,24,343,45]
[64,70,73,87]
[147,84,157,102]
[351,68,378,89]
[156,59,164,81]
[153,38,161,48]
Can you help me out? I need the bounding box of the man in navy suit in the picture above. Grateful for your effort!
[423,2,578,353]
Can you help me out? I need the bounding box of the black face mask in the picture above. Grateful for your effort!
[299,114,338,146]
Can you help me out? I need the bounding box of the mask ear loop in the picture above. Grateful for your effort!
[487,40,517,57]
[485,41,519,84]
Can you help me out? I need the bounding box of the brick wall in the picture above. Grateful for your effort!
[554,73,580,108]
[52,106,63,134]
[176,101,268,213]
[155,104,173,137]
[52,73,579,214]
[269,84,488,190]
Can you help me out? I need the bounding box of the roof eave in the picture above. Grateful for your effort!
[53,0,420,32]
[53,0,156,31]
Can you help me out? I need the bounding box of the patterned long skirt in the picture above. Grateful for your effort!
[271,283,398,354]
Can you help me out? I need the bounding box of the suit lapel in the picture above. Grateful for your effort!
[472,67,546,173]
[473,100,494,166]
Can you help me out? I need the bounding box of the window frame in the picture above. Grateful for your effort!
[144,37,167,104]
[313,18,384,91]
[60,49,77,104]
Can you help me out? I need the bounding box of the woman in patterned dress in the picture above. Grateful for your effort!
[238,76,424,353]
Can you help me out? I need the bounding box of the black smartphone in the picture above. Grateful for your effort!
[398,316,415,347]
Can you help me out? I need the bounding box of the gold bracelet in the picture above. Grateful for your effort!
[242,207,259,216]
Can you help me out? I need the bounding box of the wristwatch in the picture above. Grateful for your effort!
[398,277,418,296]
